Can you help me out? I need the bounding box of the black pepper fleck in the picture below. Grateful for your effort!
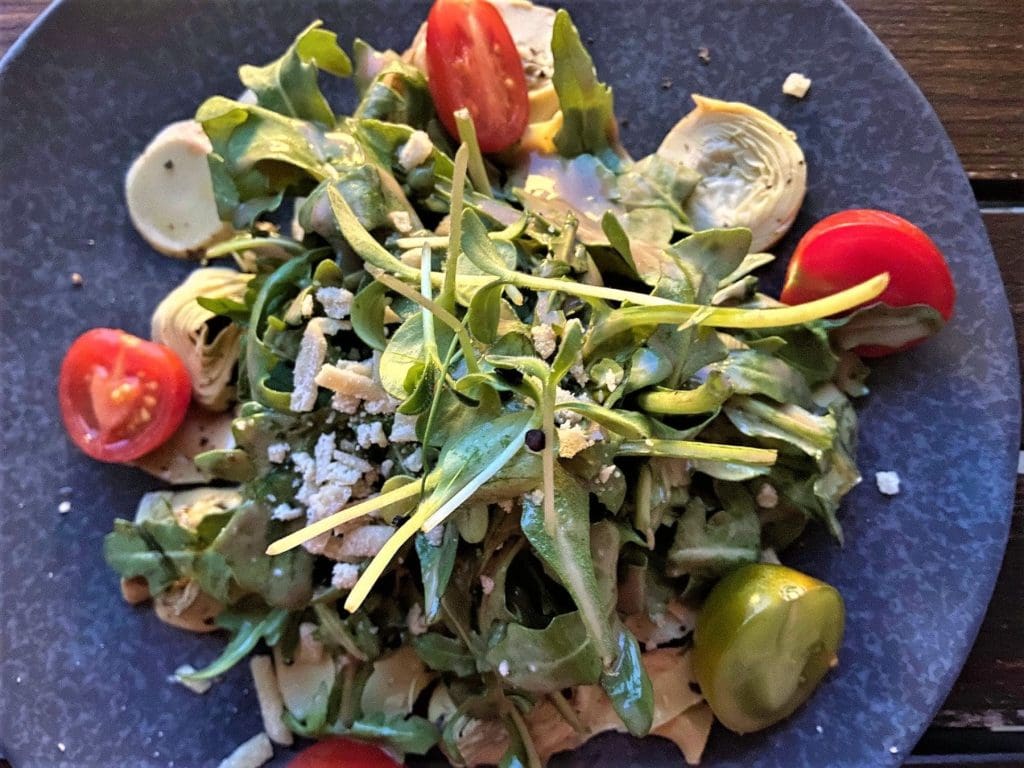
[164,159,174,170]
[525,429,546,452]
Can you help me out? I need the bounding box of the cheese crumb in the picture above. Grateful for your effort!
[756,483,779,509]
[271,503,303,522]
[216,733,273,768]
[398,130,434,171]
[480,575,495,595]
[597,464,618,484]
[388,210,413,234]
[406,602,428,635]
[331,562,360,590]
[266,442,289,464]
[875,471,901,496]
[404,447,424,473]
[557,424,596,458]
[531,324,557,359]
[497,660,510,677]
[356,421,388,449]
[171,664,213,694]
[316,286,354,320]
[57,743,66,753]
[290,318,340,412]
[782,72,812,98]
[57,500,72,514]
[389,412,419,443]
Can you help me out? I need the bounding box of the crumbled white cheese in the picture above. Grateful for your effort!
[570,361,590,386]
[216,733,273,768]
[398,129,434,171]
[480,575,495,595]
[171,664,213,695]
[296,622,325,664]
[300,293,314,318]
[389,412,419,443]
[875,471,901,496]
[336,525,396,560]
[557,423,596,458]
[266,442,290,464]
[782,72,812,98]
[404,447,424,473]
[406,602,428,635]
[526,489,545,505]
[315,286,354,320]
[424,524,443,546]
[497,660,510,677]
[356,421,388,449]
[380,459,395,478]
[756,483,779,509]
[597,464,618,484]
[388,210,413,234]
[57,743,66,753]
[531,324,557,359]
[496,498,514,513]
[249,656,292,746]
[271,503,303,522]
[290,318,341,412]
[760,547,782,565]
[332,562,360,590]
[317,358,396,416]
[57,500,71,514]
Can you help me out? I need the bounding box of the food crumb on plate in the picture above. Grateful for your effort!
[875,471,901,495]
[782,72,812,98]
[57,743,66,753]
[170,664,213,695]
[697,46,711,64]
[70,272,84,286]
[57,500,71,514]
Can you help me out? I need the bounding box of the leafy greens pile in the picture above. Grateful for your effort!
[103,13,877,766]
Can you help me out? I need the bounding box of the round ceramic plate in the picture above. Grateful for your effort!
[0,1,1018,766]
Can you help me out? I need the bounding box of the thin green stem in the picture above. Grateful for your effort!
[442,144,469,311]
[203,235,306,260]
[374,273,482,374]
[454,108,492,198]
[541,386,557,536]
[616,439,778,466]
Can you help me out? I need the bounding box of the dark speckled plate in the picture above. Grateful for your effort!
[0,1,1018,766]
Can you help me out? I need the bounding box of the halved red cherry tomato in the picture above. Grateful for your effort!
[426,0,530,153]
[287,738,402,768]
[59,328,191,462]
[780,209,956,357]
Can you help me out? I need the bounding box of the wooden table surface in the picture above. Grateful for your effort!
[2,1,1022,765]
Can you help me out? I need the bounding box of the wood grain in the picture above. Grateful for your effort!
[849,0,1024,181]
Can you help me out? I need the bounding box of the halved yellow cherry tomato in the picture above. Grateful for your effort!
[692,563,845,734]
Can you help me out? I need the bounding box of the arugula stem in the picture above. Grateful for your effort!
[507,705,544,768]
[454,109,492,198]
[441,144,469,311]
[312,603,368,661]
[730,395,834,450]
[265,480,424,556]
[548,690,587,735]
[586,273,890,352]
[203,234,307,260]
[420,244,441,366]
[616,439,777,466]
[375,273,481,373]
[541,387,557,536]
[636,375,731,415]
[420,423,532,532]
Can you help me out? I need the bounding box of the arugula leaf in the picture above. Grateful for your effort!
[239,21,351,126]
[182,607,290,681]
[212,501,314,609]
[413,633,477,677]
[666,494,761,579]
[617,154,700,230]
[486,611,602,693]
[416,523,459,623]
[340,713,440,755]
[550,10,618,165]
[103,519,195,595]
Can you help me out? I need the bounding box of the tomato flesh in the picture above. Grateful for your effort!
[287,738,402,768]
[780,209,955,356]
[426,0,530,153]
[59,328,192,462]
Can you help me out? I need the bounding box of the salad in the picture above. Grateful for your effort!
[57,1,957,765]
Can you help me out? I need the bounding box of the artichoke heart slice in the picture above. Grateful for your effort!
[151,267,252,411]
[658,95,807,251]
